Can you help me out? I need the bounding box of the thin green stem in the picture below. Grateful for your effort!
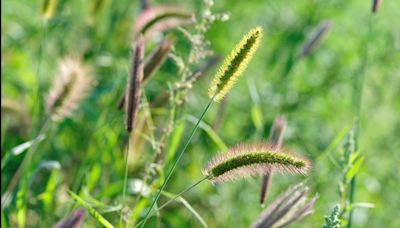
[119,136,132,228]
[135,176,209,228]
[157,176,208,211]
[139,98,214,228]
[348,11,373,228]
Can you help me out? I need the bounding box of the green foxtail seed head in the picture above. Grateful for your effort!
[208,27,263,102]
[203,143,310,183]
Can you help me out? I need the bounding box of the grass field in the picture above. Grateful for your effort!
[2,0,400,227]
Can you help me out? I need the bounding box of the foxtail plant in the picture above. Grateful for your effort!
[120,38,145,227]
[137,144,311,225]
[134,6,195,40]
[204,143,310,183]
[252,182,317,228]
[139,26,263,228]
[125,38,145,133]
[260,116,287,204]
[46,58,93,122]
[118,36,174,110]
[2,57,93,209]
[208,26,263,102]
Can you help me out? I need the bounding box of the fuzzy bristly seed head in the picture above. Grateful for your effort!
[252,182,318,228]
[135,6,195,40]
[117,36,174,111]
[208,27,263,102]
[125,38,145,133]
[46,57,93,122]
[203,143,310,183]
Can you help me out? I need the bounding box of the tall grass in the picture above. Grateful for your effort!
[2,0,398,227]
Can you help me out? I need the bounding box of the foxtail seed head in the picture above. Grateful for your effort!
[46,57,93,122]
[125,38,145,133]
[203,143,310,184]
[253,182,317,228]
[208,27,263,102]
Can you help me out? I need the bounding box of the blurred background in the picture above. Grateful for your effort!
[2,0,400,227]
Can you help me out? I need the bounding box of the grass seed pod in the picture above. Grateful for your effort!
[203,143,310,184]
[208,27,263,102]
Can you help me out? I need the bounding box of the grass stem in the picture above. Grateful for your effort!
[139,98,214,227]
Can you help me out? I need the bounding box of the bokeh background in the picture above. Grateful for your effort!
[2,0,400,227]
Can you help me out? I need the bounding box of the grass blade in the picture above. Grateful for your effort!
[68,191,114,228]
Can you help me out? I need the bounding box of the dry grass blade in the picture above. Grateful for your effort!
[125,38,145,133]
[134,6,195,40]
[46,57,93,122]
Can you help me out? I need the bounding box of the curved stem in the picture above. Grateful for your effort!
[139,98,213,228]
[157,176,208,211]
[119,135,132,228]
[135,176,209,228]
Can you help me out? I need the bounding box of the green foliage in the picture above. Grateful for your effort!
[2,0,400,227]
[323,205,341,228]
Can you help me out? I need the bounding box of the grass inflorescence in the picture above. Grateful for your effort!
[204,143,310,183]
[208,26,263,102]
[125,38,145,133]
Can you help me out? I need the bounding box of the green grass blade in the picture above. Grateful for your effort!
[186,115,228,151]
[68,190,114,228]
